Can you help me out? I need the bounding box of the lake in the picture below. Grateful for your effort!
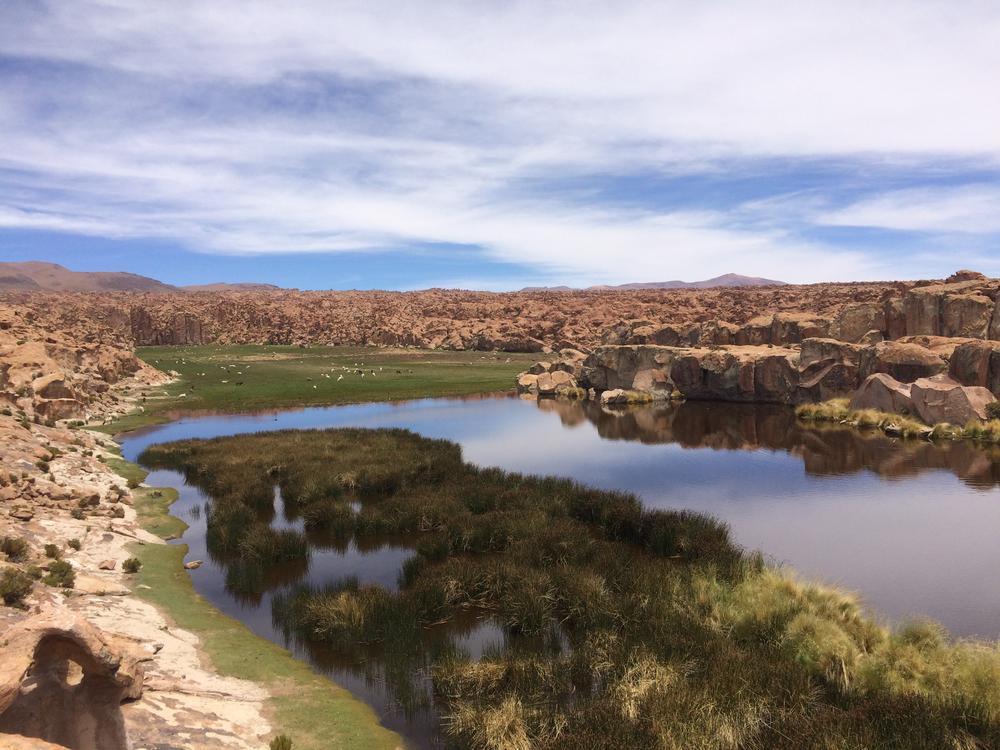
[121,395,1000,745]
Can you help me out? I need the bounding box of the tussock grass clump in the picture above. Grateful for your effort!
[143,426,1000,749]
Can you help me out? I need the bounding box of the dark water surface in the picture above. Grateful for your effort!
[121,395,1000,744]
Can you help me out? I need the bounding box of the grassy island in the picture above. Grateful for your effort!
[140,427,1000,749]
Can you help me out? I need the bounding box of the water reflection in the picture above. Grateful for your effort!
[539,398,1000,489]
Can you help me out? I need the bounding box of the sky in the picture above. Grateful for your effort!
[0,1,999,291]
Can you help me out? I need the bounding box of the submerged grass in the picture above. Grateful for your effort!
[141,427,1000,749]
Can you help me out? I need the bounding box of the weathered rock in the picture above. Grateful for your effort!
[771,312,830,344]
[859,341,947,383]
[631,368,671,399]
[850,374,914,415]
[184,560,203,570]
[735,315,774,345]
[526,361,551,375]
[670,346,800,404]
[536,370,575,396]
[910,374,996,425]
[799,338,862,369]
[699,320,740,345]
[949,340,1000,395]
[942,293,994,338]
[98,559,116,570]
[515,373,539,394]
[0,609,144,737]
[832,303,885,343]
[600,388,629,405]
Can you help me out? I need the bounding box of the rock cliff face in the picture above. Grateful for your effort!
[515,273,1000,418]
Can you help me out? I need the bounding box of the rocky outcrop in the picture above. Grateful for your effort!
[0,609,144,749]
[910,375,996,426]
[859,341,948,383]
[949,340,1000,395]
[850,374,915,414]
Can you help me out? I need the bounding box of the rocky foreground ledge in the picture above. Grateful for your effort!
[517,272,1000,427]
[0,313,273,747]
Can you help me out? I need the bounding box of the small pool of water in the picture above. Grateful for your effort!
[122,395,1000,745]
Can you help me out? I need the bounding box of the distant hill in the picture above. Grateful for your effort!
[522,273,787,292]
[0,261,175,293]
[183,282,283,292]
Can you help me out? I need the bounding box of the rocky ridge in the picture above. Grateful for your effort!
[2,280,908,353]
[517,272,1000,424]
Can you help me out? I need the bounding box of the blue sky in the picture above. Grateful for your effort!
[1,1,999,290]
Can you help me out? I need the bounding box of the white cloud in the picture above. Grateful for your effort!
[0,1,998,284]
[818,185,1000,235]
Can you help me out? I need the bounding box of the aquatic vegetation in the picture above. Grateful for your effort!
[142,427,1000,749]
[796,399,998,441]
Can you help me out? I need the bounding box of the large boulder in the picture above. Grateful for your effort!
[735,315,774,345]
[631,368,672,399]
[941,293,994,338]
[799,338,862,369]
[536,370,576,396]
[910,374,996,425]
[515,373,539,394]
[699,320,740,345]
[948,340,1000,395]
[859,341,947,383]
[648,323,700,347]
[770,313,830,344]
[831,303,886,343]
[670,346,800,404]
[849,373,914,415]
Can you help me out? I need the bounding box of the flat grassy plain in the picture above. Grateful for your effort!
[108,344,537,431]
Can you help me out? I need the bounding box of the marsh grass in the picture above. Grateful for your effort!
[141,427,1000,749]
[796,399,1000,442]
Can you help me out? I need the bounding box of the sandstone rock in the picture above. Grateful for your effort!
[0,608,144,717]
[631,368,671,399]
[98,559,116,570]
[949,340,1000,395]
[947,270,988,283]
[859,329,884,345]
[699,320,740,345]
[515,373,539,394]
[184,560,203,570]
[649,323,700,347]
[670,346,800,404]
[859,341,947,383]
[799,338,862,369]
[600,388,628,405]
[910,374,996,425]
[850,374,914,415]
[735,315,773,345]
[526,361,551,375]
[536,370,575,396]
[941,293,993,338]
[771,312,830,344]
[832,303,885,343]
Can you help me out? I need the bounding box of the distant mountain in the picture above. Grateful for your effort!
[522,273,787,292]
[183,282,283,292]
[0,261,175,293]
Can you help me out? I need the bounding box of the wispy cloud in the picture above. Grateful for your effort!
[0,1,998,285]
